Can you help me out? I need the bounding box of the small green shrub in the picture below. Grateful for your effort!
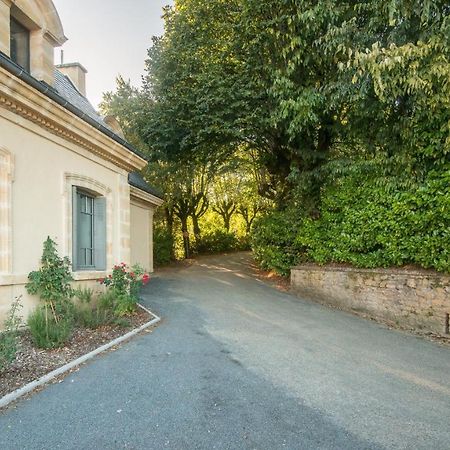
[113,293,137,317]
[73,287,131,328]
[154,228,174,266]
[94,290,135,320]
[0,296,22,371]
[73,287,94,305]
[97,289,116,311]
[74,307,112,329]
[28,307,73,349]
[26,237,74,321]
[26,238,75,346]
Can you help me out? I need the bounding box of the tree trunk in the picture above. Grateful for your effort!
[192,216,201,241]
[223,215,231,232]
[245,219,252,234]
[307,124,332,217]
[180,216,190,259]
[165,207,175,259]
[165,207,174,236]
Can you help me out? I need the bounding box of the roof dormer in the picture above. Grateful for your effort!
[0,0,66,85]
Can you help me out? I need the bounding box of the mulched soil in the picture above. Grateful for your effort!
[249,262,291,292]
[0,307,153,399]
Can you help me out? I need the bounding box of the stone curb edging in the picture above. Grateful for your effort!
[0,304,161,410]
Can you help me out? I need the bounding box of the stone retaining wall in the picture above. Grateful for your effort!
[291,265,450,335]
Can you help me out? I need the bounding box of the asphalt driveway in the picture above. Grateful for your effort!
[1,253,450,449]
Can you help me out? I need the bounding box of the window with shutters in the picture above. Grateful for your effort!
[72,187,106,271]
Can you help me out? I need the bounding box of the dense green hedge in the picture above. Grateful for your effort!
[154,228,174,267]
[193,230,250,255]
[252,168,450,276]
[251,209,304,276]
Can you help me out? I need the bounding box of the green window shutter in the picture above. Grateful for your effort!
[72,187,79,271]
[93,197,107,270]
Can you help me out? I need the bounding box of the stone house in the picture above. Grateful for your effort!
[0,0,163,323]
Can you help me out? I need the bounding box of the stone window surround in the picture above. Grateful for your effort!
[63,173,113,281]
[0,0,67,85]
[0,146,13,275]
[10,16,31,72]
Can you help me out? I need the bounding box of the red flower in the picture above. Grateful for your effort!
[98,278,105,284]
[142,274,150,285]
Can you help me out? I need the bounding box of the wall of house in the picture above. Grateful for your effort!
[291,265,450,335]
[130,200,154,273]
[0,112,132,324]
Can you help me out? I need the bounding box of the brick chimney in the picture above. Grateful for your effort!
[56,62,87,97]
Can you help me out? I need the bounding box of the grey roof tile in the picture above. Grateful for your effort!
[54,69,112,131]
[54,70,162,200]
[129,172,164,199]
[0,52,162,200]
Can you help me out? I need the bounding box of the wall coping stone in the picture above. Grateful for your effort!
[292,264,449,280]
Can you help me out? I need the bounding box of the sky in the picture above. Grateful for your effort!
[52,0,172,108]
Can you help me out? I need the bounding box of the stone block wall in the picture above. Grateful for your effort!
[291,265,450,335]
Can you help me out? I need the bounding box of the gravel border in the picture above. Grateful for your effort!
[0,303,160,409]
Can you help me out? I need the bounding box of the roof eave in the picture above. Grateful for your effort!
[0,51,148,163]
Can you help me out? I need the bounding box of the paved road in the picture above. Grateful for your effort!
[1,253,450,449]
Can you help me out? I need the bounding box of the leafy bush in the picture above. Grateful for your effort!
[236,235,252,251]
[193,230,239,254]
[251,209,304,276]
[0,297,22,370]
[26,238,75,347]
[251,168,450,275]
[98,263,150,316]
[26,237,74,321]
[296,169,450,271]
[154,228,174,266]
[28,307,73,349]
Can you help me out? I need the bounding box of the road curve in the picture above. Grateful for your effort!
[1,253,449,449]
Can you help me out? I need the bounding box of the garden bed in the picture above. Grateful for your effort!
[0,305,153,400]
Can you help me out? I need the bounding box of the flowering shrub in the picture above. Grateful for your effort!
[98,263,150,316]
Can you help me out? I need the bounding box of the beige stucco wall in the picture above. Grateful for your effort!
[0,0,161,329]
[0,112,132,324]
[130,200,154,273]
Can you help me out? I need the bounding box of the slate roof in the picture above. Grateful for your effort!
[0,51,162,201]
[54,69,112,131]
[54,71,163,200]
[129,172,164,199]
